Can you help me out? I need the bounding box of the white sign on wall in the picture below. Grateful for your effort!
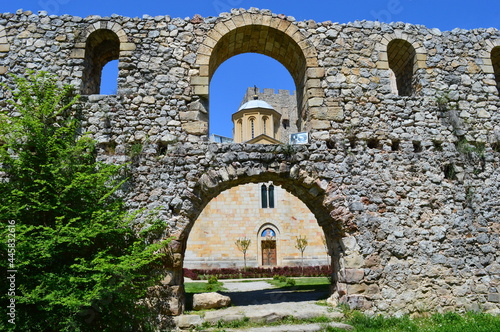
[290,132,309,145]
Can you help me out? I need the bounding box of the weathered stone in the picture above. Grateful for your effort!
[192,292,231,310]
[174,314,203,329]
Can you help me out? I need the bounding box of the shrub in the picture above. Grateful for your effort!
[208,275,218,284]
[183,265,331,280]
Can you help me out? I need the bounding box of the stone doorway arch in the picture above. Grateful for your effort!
[189,12,326,135]
[175,159,352,314]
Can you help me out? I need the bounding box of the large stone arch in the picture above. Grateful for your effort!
[191,13,325,131]
[170,158,353,310]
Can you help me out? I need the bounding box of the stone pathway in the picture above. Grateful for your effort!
[176,279,353,331]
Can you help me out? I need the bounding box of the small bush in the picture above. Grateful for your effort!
[286,278,296,286]
[279,275,287,283]
[208,275,218,284]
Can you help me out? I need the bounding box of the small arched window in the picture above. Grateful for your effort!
[262,117,268,135]
[387,39,417,96]
[261,184,268,208]
[492,46,500,94]
[236,119,243,142]
[268,184,275,208]
[82,29,120,95]
[249,117,255,139]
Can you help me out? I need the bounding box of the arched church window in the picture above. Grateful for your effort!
[236,119,243,142]
[387,39,417,96]
[263,117,268,135]
[492,46,500,94]
[268,184,275,208]
[261,184,268,208]
[250,117,255,138]
[260,184,275,208]
[81,29,120,95]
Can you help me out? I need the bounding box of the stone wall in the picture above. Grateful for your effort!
[0,7,499,321]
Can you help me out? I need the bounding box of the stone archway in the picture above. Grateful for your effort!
[190,13,326,133]
[172,154,353,314]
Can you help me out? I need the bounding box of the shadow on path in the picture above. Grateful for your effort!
[220,284,329,306]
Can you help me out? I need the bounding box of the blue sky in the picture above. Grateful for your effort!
[4,1,499,137]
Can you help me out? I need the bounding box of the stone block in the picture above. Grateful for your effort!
[0,66,7,75]
[70,48,85,59]
[311,107,344,122]
[343,269,365,283]
[174,315,203,329]
[193,292,231,310]
[120,43,136,51]
[488,293,500,303]
[182,121,208,135]
[0,44,9,52]
[193,85,209,96]
[307,67,325,78]
[377,61,389,69]
[190,76,209,86]
[344,254,365,268]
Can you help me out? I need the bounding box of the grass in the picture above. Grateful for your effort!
[184,281,226,294]
[267,276,331,292]
[325,311,500,332]
[201,311,500,332]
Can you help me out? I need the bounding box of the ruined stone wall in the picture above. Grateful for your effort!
[0,8,499,319]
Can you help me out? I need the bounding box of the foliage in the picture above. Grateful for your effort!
[325,310,500,332]
[295,235,308,265]
[184,265,332,280]
[235,237,251,269]
[266,277,329,289]
[184,281,225,294]
[0,72,170,331]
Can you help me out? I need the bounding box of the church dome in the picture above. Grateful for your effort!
[237,99,274,112]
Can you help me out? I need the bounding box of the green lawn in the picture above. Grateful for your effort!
[184,281,226,294]
[327,311,500,332]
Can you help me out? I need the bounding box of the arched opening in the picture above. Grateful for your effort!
[184,182,329,270]
[492,46,500,94]
[387,39,417,96]
[194,17,324,141]
[259,225,279,266]
[81,29,120,95]
[249,116,256,139]
[209,53,296,141]
[100,59,119,95]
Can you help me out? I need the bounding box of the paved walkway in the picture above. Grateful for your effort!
[177,279,353,331]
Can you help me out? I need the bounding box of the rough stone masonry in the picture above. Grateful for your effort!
[0,7,499,323]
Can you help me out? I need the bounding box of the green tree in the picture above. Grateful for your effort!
[295,235,308,267]
[0,72,169,331]
[235,237,251,269]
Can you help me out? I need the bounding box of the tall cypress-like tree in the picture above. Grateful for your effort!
[0,72,169,331]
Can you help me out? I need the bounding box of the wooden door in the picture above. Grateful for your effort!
[262,240,277,266]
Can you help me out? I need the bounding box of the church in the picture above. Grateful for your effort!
[184,88,329,269]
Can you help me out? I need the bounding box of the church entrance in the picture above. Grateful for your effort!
[261,227,277,266]
[261,240,277,266]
